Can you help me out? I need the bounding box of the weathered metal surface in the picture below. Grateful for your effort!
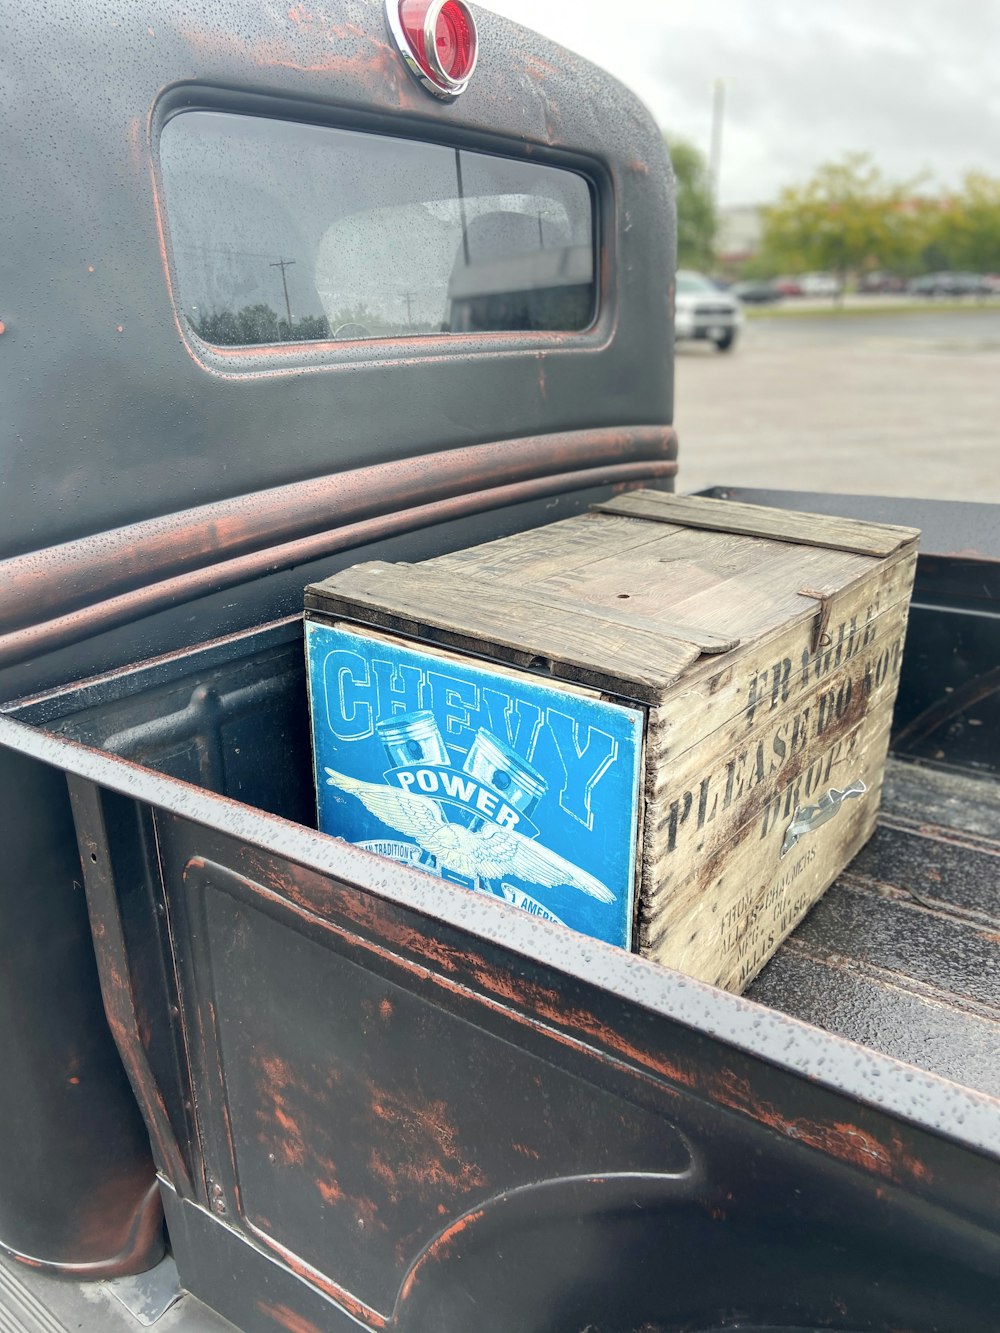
[0,1,674,568]
[65,776,195,1201]
[0,9,678,1281]
[0,488,644,707]
[104,1254,183,1326]
[0,427,676,641]
[0,746,164,1278]
[2,0,998,1323]
[892,603,1000,775]
[74,772,1000,1330]
[7,625,1000,1150]
[6,614,1000,1327]
[750,757,1000,1096]
[0,1249,234,1333]
[0,455,675,674]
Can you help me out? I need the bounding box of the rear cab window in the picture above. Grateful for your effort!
[158,110,597,348]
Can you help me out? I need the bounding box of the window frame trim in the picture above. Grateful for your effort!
[150,83,614,379]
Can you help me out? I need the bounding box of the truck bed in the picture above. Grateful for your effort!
[750,758,1000,1097]
[7,608,997,1105]
[1,752,996,1333]
[4,584,1000,1331]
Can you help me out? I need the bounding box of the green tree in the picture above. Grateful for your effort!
[931,173,1000,273]
[665,137,718,271]
[758,153,925,293]
[192,304,332,346]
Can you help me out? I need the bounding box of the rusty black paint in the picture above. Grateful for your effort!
[0,3,673,570]
[750,758,1000,1095]
[0,748,164,1276]
[0,453,676,673]
[0,427,676,642]
[66,776,195,1200]
[0,0,674,1298]
[5,610,1000,1329]
[98,806,1000,1330]
[2,0,1000,1326]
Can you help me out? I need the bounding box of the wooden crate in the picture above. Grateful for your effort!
[304,492,919,993]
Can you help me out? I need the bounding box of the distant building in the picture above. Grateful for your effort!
[716,204,764,266]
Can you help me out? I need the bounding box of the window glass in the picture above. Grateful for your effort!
[676,271,719,294]
[158,111,596,346]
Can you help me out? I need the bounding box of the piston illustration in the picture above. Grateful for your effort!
[462,729,547,818]
[376,710,450,768]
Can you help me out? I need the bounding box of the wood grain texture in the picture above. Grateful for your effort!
[640,712,895,991]
[633,552,915,992]
[642,605,909,843]
[306,497,921,993]
[429,509,892,649]
[306,561,704,702]
[425,512,683,581]
[644,550,917,769]
[594,491,920,557]
[444,577,738,653]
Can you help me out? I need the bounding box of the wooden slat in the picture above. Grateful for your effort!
[537,529,877,645]
[462,580,738,653]
[425,512,685,581]
[306,562,707,702]
[639,709,895,990]
[593,491,920,557]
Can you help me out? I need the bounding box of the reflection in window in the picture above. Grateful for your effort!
[158,111,596,347]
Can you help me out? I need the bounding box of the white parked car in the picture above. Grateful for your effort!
[800,271,842,297]
[674,270,743,352]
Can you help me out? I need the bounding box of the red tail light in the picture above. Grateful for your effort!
[388,0,479,99]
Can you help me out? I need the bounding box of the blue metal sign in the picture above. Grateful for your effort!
[306,620,644,949]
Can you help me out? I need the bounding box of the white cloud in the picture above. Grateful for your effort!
[484,0,1000,204]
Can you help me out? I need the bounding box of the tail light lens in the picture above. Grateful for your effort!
[388,0,479,98]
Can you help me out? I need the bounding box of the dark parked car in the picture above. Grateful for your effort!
[730,279,782,304]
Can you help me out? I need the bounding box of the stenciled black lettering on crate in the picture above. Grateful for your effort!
[306,492,919,994]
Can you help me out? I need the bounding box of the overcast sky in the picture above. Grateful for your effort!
[485,1,1000,207]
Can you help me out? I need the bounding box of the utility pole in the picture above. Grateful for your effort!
[269,257,296,332]
[709,79,725,203]
[402,291,414,327]
[454,148,470,267]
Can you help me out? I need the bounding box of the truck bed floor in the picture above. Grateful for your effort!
[0,1252,237,1333]
[748,758,1000,1097]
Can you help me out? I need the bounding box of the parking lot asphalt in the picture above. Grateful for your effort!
[674,308,1000,503]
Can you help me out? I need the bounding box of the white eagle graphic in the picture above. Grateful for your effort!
[324,767,615,903]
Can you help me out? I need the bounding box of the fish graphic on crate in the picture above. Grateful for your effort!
[306,622,644,948]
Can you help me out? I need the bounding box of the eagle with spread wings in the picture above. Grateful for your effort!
[324,767,615,903]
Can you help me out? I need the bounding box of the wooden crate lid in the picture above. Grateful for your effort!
[594,492,920,557]
[305,493,919,705]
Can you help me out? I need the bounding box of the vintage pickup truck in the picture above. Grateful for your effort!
[1,3,998,1332]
